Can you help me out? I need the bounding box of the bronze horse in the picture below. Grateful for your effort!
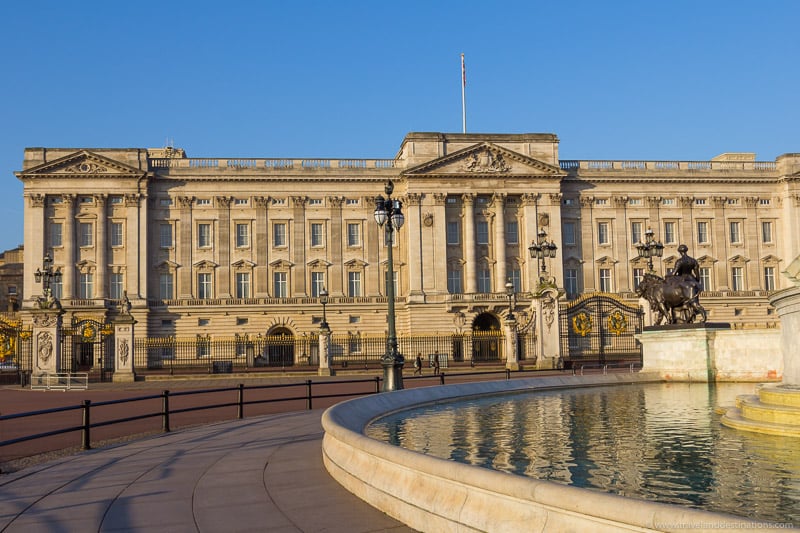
[636,273,707,325]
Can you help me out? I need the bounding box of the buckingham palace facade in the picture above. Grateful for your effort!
[16,132,800,337]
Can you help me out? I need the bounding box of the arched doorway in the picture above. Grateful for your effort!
[471,313,502,363]
[265,326,294,367]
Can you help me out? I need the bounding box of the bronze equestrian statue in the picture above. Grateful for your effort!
[636,244,707,325]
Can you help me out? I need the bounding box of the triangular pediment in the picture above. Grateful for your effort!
[231,259,257,269]
[595,256,617,266]
[761,254,781,264]
[17,150,146,179]
[344,259,368,268]
[193,260,218,269]
[728,254,749,264]
[402,142,565,178]
[307,259,332,268]
[696,255,717,265]
[269,259,294,269]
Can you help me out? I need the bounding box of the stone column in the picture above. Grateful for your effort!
[318,326,333,376]
[328,196,345,296]
[216,196,232,298]
[427,193,448,295]
[492,193,507,291]
[254,196,270,297]
[533,287,561,369]
[96,194,108,298]
[462,194,477,294]
[520,193,539,292]
[504,316,519,371]
[63,195,76,299]
[31,310,64,379]
[112,313,136,383]
[711,197,728,288]
[291,196,307,296]
[405,193,424,300]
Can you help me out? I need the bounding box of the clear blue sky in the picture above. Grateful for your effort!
[1,1,798,253]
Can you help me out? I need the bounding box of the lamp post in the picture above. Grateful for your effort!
[635,227,664,272]
[319,288,330,333]
[374,180,405,392]
[505,279,516,321]
[528,229,558,283]
[34,253,62,308]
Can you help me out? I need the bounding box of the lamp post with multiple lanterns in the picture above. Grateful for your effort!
[34,253,62,308]
[319,288,330,333]
[635,227,664,272]
[374,180,405,392]
[528,229,558,283]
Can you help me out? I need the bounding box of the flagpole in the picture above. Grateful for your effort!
[461,53,466,133]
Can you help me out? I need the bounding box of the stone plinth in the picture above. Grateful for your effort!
[318,328,334,376]
[636,324,731,382]
[113,315,136,383]
[31,310,63,377]
[504,317,519,371]
[768,286,800,385]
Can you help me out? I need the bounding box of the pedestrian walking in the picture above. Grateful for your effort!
[433,350,441,375]
[414,353,423,375]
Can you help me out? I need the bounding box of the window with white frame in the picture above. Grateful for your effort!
[729,221,742,244]
[347,223,360,247]
[446,221,460,245]
[79,222,93,247]
[310,271,325,297]
[50,222,63,247]
[563,221,576,246]
[663,221,676,244]
[110,273,123,299]
[597,222,610,245]
[507,269,521,292]
[197,273,213,299]
[159,223,172,248]
[699,267,711,291]
[310,223,324,247]
[506,221,519,244]
[273,223,287,247]
[159,273,174,299]
[196,199,211,206]
[51,277,62,299]
[78,272,94,299]
[273,271,287,297]
[764,267,776,291]
[731,267,744,291]
[110,195,123,205]
[565,268,578,295]
[697,221,709,244]
[599,268,612,292]
[761,221,773,243]
[236,272,250,298]
[631,221,643,245]
[111,222,123,247]
[235,223,250,248]
[632,268,644,290]
[198,223,212,248]
[477,269,491,293]
[348,271,361,297]
[476,220,489,245]
[447,269,462,294]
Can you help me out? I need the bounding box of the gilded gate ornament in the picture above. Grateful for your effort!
[572,311,592,337]
[607,310,627,336]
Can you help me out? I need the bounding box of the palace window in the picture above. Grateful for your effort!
[447,269,462,294]
[663,221,676,244]
[632,268,644,290]
[79,222,93,247]
[347,223,360,247]
[697,221,709,244]
[506,221,519,244]
[78,273,94,299]
[764,267,776,291]
[110,195,123,204]
[198,223,212,248]
[565,268,578,295]
[761,221,773,243]
[699,267,711,291]
[310,272,325,297]
[50,222,63,247]
[273,272,287,298]
[110,273,124,299]
[731,267,744,291]
[196,199,211,206]
[384,270,398,296]
[729,221,742,244]
[599,268,612,292]
[348,271,362,297]
[160,223,172,248]
[563,221,576,246]
[273,223,287,247]
[477,269,491,293]
[236,223,250,248]
[476,221,489,245]
[234,198,248,206]
[51,277,62,299]
[597,222,610,245]
[111,222,124,247]
[760,199,771,206]
[662,198,675,206]
[310,223,324,247]
[695,198,706,206]
[446,221,460,245]
[236,272,251,298]
[507,269,521,292]
[197,273,213,299]
[159,273,174,299]
[630,221,643,245]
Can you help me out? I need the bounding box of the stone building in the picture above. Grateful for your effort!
[0,245,24,313]
[15,133,800,339]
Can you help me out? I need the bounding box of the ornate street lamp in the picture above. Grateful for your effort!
[319,287,330,333]
[505,279,516,321]
[528,229,558,281]
[635,227,664,272]
[374,180,405,392]
[34,253,62,307]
